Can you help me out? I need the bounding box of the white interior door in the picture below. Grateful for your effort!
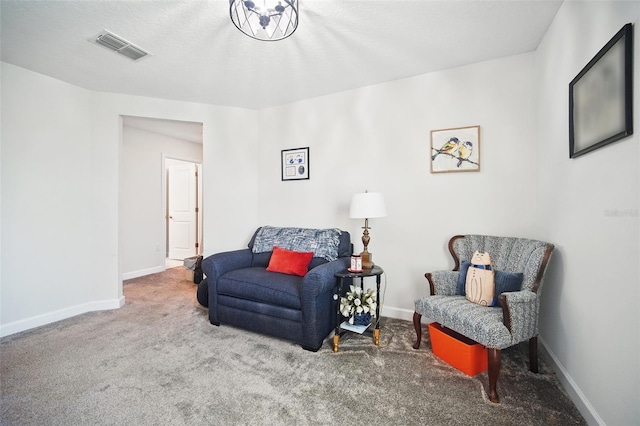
[168,162,197,260]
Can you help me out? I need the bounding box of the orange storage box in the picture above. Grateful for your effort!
[428,322,488,376]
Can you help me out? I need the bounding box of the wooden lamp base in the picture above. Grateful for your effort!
[360,251,373,270]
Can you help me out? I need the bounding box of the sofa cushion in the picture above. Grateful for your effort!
[308,257,329,270]
[218,267,303,310]
[218,296,302,323]
[249,228,269,266]
[251,251,273,267]
[337,232,351,258]
[456,261,472,295]
[250,252,329,269]
[416,295,513,349]
[492,270,524,306]
[266,246,314,276]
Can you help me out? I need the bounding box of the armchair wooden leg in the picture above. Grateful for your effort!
[529,336,539,373]
[488,348,501,403]
[412,312,422,349]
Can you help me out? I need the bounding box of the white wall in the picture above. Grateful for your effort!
[257,52,539,317]
[0,62,115,334]
[120,124,203,278]
[535,2,639,425]
[0,62,259,336]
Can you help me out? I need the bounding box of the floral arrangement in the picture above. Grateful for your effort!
[340,285,377,324]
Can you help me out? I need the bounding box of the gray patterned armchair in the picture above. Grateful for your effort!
[413,234,554,403]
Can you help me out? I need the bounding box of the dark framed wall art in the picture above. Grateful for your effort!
[569,23,633,158]
[281,147,309,180]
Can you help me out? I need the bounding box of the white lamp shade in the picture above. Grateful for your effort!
[349,192,387,219]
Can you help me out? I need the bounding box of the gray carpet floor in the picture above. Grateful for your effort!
[1,267,585,425]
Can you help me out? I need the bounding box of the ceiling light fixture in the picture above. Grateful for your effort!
[229,0,299,41]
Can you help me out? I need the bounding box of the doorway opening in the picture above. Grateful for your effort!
[165,158,203,268]
[120,115,203,281]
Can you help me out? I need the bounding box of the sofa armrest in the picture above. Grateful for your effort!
[425,270,459,296]
[201,249,253,282]
[302,257,350,298]
[500,290,539,344]
[300,257,350,349]
[201,249,253,325]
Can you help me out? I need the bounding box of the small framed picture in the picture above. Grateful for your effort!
[281,147,309,181]
[430,125,480,173]
[569,23,633,158]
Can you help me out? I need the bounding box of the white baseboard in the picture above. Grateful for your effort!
[381,306,438,324]
[0,297,125,338]
[381,305,415,322]
[538,337,603,426]
[122,265,165,280]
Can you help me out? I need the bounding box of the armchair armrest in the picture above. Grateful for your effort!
[300,257,350,349]
[302,257,350,298]
[201,249,253,283]
[499,290,540,344]
[201,249,253,325]
[425,270,459,296]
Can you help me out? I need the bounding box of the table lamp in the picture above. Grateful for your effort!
[349,191,387,270]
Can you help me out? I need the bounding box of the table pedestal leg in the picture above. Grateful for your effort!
[333,335,340,352]
[374,273,381,346]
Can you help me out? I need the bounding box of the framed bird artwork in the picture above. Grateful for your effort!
[430,125,480,173]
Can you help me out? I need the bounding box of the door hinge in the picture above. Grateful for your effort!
[195,242,200,248]
[195,207,199,213]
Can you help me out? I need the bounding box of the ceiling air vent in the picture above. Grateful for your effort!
[93,30,150,61]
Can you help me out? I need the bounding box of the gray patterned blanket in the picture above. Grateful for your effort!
[252,226,342,261]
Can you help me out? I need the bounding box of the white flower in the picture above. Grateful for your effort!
[340,286,378,322]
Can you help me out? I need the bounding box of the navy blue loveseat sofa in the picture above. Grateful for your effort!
[201,226,351,351]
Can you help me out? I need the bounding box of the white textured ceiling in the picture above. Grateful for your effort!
[1,0,562,110]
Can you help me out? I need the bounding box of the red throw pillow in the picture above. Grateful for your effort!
[266,246,314,277]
